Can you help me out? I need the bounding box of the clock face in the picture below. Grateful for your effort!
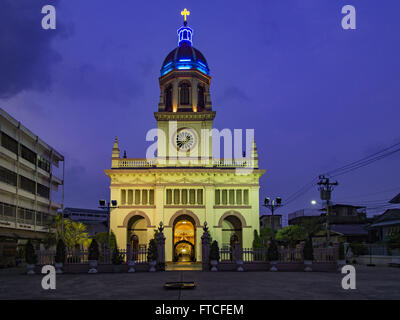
[175,129,196,151]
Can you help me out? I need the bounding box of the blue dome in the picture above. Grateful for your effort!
[160,24,210,77]
[161,42,210,76]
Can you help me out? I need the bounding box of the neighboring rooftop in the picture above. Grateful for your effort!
[367,209,400,229]
[389,192,400,204]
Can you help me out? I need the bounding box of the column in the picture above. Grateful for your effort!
[191,79,198,112]
[172,80,178,112]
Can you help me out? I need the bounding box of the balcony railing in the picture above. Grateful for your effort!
[212,159,254,168]
[118,159,156,168]
[115,158,255,168]
[0,202,53,232]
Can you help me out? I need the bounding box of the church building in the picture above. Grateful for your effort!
[105,10,265,262]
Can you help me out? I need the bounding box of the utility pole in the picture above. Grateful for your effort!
[317,175,338,244]
[263,197,282,240]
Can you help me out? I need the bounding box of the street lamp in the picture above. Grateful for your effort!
[99,199,118,249]
[263,197,283,239]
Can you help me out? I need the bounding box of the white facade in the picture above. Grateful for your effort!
[0,108,64,244]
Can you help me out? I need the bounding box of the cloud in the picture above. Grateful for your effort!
[54,62,144,107]
[0,0,67,99]
[220,86,251,103]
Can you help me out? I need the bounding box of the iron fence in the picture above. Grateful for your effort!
[36,247,149,265]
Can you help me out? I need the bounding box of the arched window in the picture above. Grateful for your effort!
[164,85,172,111]
[179,82,191,105]
[198,85,205,110]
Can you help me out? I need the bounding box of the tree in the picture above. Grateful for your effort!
[112,247,124,265]
[95,231,115,249]
[147,239,158,262]
[299,218,323,241]
[44,214,65,248]
[267,240,279,261]
[95,232,108,246]
[88,239,99,261]
[63,220,89,250]
[276,225,307,247]
[387,232,400,250]
[25,240,37,265]
[252,230,263,249]
[260,227,275,244]
[109,231,117,250]
[303,239,314,261]
[45,214,89,250]
[55,239,66,264]
[209,240,220,261]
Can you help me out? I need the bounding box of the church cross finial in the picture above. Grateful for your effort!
[181,8,190,22]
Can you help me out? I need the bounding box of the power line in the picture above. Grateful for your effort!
[284,177,319,206]
[281,140,400,209]
[334,185,400,200]
[325,141,400,177]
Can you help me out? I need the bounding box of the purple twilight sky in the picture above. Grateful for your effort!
[1,0,400,224]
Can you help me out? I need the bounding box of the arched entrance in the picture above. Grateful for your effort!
[173,215,196,262]
[127,216,148,251]
[222,215,243,249]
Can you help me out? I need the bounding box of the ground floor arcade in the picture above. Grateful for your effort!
[111,209,256,262]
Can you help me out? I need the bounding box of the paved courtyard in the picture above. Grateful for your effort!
[0,265,399,300]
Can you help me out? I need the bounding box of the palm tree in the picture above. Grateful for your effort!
[64,221,89,250]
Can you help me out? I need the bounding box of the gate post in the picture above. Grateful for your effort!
[156,222,166,271]
[201,222,210,271]
[127,242,135,273]
[235,241,244,271]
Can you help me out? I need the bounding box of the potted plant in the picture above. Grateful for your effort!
[54,239,66,274]
[338,242,346,271]
[127,258,136,273]
[88,239,99,274]
[112,247,124,273]
[303,239,314,272]
[25,240,37,275]
[147,239,158,272]
[209,240,220,271]
[267,239,279,271]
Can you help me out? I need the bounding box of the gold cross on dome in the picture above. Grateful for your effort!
[181,8,190,22]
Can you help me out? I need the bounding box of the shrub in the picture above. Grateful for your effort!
[267,240,279,261]
[88,239,99,261]
[112,247,124,265]
[338,242,345,260]
[387,232,400,250]
[252,230,263,249]
[55,239,66,264]
[25,240,37,265]
[209,240,220,261]
[147,239,158,262]
[350,242,368,256]
[109,231,117,251]
[303,239,314,261]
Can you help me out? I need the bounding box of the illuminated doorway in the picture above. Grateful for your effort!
[173,215,196,262]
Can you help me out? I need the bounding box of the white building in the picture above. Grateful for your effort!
[0,108,64,266]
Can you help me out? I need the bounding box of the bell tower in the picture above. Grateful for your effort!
[155,9,215,167]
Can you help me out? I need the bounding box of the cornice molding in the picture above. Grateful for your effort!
[154,111,216,121]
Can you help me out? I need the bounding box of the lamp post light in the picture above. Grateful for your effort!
[99,199,118,249]
[263,197,282,240]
